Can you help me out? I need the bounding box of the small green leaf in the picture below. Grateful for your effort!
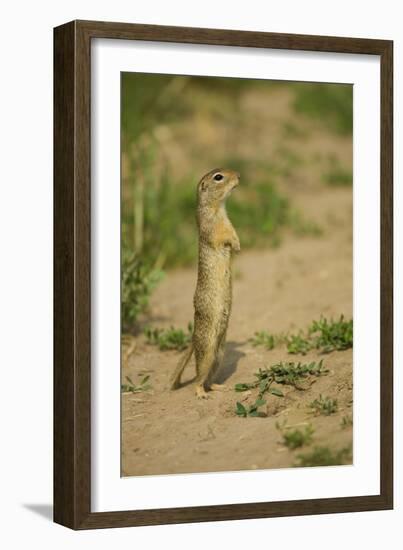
[259,380,268,392]
[236,402,247,417]
[270,387,284,397]
[234,383,250,392]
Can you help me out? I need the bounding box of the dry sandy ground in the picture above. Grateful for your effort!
[121,185,353,476]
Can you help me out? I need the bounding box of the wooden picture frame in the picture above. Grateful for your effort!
[54,19,393,529]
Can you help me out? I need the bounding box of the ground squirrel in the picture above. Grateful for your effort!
[170,168,240,398]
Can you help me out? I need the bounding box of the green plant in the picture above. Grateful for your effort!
[340,415,353,429]
[235,360,328,417]
[288,210,323,237]
[144,323,193,351]
[309,394,338,416]
[121,246,164,331]
[295,445,352,467]
[251,316,353,356]
[282,121,308,139]
[308,315,353,353]
[236,360,328,393]
[293,83,353,135]
[275,147,303,178]
[286,333,313,355]
[269,360,329,389]
[121,374,152,393]
[122,73,190,150]
[122,156,200,269]
[226,180,290,249]
[276,422,315,449]
[250,331,286,350]
[235,399,267,418]
[322,166,353,187]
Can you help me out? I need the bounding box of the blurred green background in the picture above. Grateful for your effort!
[121,73,352,331]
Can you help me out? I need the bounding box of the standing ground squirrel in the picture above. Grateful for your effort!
[170,168,240,398]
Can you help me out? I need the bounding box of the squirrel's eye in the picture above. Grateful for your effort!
[213,173,224,181]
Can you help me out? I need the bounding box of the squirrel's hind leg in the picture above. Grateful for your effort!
[170,344,194,390]
[209,331,228,391]
[193,336,217,398]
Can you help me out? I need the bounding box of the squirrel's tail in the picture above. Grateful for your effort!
[170,344,194,390]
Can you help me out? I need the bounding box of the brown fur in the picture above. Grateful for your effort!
[170,168,240,397]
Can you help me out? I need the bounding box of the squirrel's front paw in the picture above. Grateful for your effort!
[232,238,241,253]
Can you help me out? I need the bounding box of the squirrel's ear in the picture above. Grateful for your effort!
[200,178,208,192]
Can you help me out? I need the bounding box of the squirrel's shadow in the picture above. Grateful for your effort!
[214,341,246,384]
[181,340,246,387]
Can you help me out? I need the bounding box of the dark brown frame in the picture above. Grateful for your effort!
[54,19,393,530]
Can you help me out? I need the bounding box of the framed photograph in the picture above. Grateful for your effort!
[54,20,393,529]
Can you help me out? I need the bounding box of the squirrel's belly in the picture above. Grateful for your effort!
[194,253,232,319]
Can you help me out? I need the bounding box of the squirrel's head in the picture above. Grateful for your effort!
[197,168,240,207]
